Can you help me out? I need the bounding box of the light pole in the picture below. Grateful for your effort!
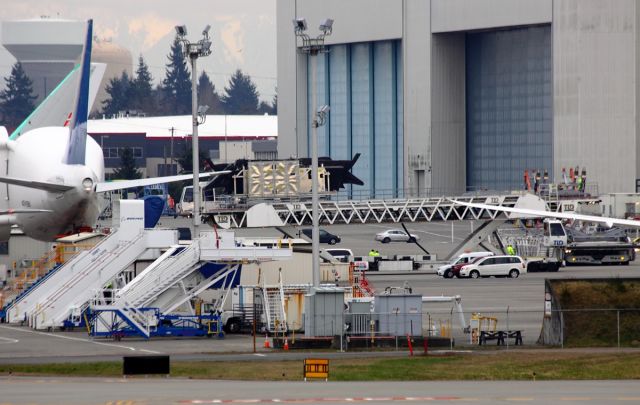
[175,24,212,239]
[100,135,109,152]
[293,18,333,288]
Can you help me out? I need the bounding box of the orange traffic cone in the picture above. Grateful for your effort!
[283,337,289,351]
[263,334,270,349]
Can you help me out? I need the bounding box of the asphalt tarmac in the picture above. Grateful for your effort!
[1,377,639,405]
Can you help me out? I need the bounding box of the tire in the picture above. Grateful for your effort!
[225,318,242,334]
[509,269,520,278]
[444,269,453,279]
[469,270,480,279]
[329,238,337,245]
[383,237,391,244]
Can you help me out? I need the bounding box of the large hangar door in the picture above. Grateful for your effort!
[465,25,552,192]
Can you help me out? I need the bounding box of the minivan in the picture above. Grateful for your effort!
[459,255,527,279]
[437,251,494,278]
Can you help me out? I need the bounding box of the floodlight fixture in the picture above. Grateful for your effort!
[315,104,331,127]
[202,24,211,36]
[175,25,187,37]
[201,39,212,54]
[319,18,334,35]
[318,104,331,115]
[293,18,307,33]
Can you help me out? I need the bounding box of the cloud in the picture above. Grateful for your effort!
[128,15,176,50]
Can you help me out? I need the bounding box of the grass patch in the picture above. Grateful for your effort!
[550,279,640,347]
[1,352,640,380]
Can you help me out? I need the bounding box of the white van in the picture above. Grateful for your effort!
[459,255,527,279]
[437,251,495,278]
[323,248,354,262]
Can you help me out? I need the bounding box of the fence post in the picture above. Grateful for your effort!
[560,310,564,349]
[449,307,454,350]
[506,306,510,350]
[617,310,620,349]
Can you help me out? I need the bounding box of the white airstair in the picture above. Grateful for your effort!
[263,286,287,334]
[30,228,177,329]
[5,230,121,323]
[89,230,292,338]
[6,200,178,330]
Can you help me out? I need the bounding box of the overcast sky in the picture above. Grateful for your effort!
[0,0,277,102]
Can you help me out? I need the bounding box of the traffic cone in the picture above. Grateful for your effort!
[283,337,289,351]
[263,334,270,349]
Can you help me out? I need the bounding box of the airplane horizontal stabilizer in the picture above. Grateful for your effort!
[450,199,640,229]
[0,176,75,193]
[95,171,231,193]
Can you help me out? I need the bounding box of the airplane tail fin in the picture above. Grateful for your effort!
[64,19,93,165]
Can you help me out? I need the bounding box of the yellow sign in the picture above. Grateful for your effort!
[304,358,329,381]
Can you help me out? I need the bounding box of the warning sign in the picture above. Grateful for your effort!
[303,358,329,381]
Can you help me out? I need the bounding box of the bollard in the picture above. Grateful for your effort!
[407,334,413,356]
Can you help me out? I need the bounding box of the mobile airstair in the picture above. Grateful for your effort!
[5,200,178,330]
[89,230,292,338]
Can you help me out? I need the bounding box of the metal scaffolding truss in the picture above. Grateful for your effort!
[205,194,599,228]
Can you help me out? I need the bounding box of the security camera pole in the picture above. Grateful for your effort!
[175,24,212,238]
[293,18,333,288]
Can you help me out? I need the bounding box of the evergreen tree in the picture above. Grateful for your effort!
[112,147,142,179]
[0,62,36,130]
[102,71,131,116]
[176,141,208,173]
[130,55,155,114]
[198,71,223,114]
[258,100,272,115]
[160,38,191,115]
[271,90,278,114]
[220,69,259,115]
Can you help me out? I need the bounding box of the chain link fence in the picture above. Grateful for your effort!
[292,307,640,351]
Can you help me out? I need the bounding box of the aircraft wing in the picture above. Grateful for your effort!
[450,199,640,228]
[0,176,75,193]
[95,171,231,193]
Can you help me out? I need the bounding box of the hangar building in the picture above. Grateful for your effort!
[277,0,640,196]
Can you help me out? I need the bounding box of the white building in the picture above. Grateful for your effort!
[277,0,640,195]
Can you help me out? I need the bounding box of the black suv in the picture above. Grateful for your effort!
[301,228,341,245]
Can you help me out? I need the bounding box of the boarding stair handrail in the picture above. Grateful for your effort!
[4,234,114,319]
[34,231,148,329]
[115,241,201,308]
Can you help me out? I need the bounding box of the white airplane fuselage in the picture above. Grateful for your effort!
[1,127,104,241]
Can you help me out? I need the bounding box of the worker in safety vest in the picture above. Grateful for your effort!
[506,245,516,256]
[369,249,379,257]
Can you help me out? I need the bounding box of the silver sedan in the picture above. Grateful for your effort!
[375,229,419,243]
